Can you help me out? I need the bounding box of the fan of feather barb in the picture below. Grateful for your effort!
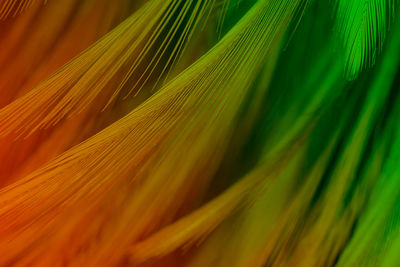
[0,0,45,19]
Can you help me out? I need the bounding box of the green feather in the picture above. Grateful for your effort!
[335,0,396,79]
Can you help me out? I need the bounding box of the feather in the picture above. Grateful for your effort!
[0,0,44,20]
[0,0,134,185]
[335,0,396,79]
[0,0,399,266]
[334,19,400,266]
[0,0,134,107]
[0,0,219,137]
[0,0,305,264]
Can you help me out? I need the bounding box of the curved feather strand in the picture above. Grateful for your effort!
[335,0,396,79]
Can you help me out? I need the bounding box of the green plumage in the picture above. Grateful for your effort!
[335,0,396,79]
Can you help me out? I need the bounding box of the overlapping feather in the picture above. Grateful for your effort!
[0,0,135,186]
[0,0,399,266]
[0,0,305,265]
[0,0,220,137]
[0,0,43,19]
